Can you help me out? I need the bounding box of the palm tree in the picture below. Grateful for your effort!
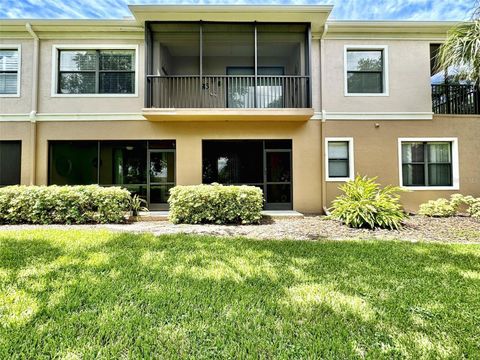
[436,2,480,83]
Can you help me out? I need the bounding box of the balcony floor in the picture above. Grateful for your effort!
[142,108,315,122]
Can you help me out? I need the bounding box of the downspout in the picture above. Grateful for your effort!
[26,23,39,185]
[320,23,329,215]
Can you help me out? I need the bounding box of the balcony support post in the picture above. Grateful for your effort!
[307,24,312,108]
[254,22,258,109]
[145,21,152,108]
[200,22,203,108]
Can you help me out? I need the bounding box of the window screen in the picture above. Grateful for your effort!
[0,49,19,95]
[347,50,384,94]
[402,142,453,187]
[58,49,135,94]
[328,141,350,178]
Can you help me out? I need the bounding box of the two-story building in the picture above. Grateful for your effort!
[1,5,479,213]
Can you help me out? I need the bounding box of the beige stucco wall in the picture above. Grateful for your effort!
[34,119,323,213]
[0,121,32,184]
[325,115,480,212]
[322,39,432,113]
[37,39,144,114]
[311,39,321,112]
[0,38,34,115]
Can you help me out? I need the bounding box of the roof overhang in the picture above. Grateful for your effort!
[324,20,461,40]
[0,19,143,39]
[129,5,333,32]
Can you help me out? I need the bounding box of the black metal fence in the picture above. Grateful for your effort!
[432,84,480,115]
[146,75,310,109]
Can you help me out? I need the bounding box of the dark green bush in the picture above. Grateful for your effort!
[168,184,263,224]
[0,185,131,224]
[329,176,407,230]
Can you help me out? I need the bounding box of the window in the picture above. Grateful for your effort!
[0,141,21,185]
[0,47,20,96]
[399,138,459,189]
[325,138,354,181]
[55,47,136,95]
[345,46,388,95]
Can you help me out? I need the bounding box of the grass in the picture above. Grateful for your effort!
[0,230,479,358]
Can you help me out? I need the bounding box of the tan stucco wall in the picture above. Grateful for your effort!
[322,39,432,113]
[0,38,34,115]
[3,115,480,214]
[37,39,144,114]
[325,115,480,212]
[34,119,323,213]
[0,121,32,184]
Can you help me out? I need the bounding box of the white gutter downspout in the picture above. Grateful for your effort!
[26,23,39,185]
[320,23,329,215]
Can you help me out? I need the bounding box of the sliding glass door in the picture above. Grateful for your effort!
[49,140,176,209]
[265,149,292,210]
[202,140,292,210]
[147,149,175,210]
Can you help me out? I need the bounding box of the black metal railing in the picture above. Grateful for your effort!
[432,84,480,115]
[146,75,310,109]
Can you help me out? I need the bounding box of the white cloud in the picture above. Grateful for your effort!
[1,0,475,20]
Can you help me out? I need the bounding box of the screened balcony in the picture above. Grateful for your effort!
[144,22,312,120]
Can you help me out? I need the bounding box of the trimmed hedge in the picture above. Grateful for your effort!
[419,194,480,219]
[168,184,263,224]
[0,185,131,224]
[418,194,463,217]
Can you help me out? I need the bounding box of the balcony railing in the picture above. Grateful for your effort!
[432,84,480,115]
[146,75,311,109]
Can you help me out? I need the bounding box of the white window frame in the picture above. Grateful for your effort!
[51,44,139,98]
[325,137,354,182]
[344,45,389,97]
[398,137,459,191]
[0,44,21,98]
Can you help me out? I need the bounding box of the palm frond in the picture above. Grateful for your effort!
[436,20,480,83]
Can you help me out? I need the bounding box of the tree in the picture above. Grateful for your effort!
[437,2,480,83]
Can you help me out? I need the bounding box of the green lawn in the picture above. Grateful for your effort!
[1,230,479,358]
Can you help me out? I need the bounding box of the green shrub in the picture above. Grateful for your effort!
[328,176,407,230]
[0,185,131,224]
[418,198,458,217]
[168,183,263,224]
[463,196,480,219]
[130,194,148,216]
[469,201,480,219]
[419,194,480,219]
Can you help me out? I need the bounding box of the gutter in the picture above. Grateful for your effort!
[320,24,328,214]
[26,23,39,185]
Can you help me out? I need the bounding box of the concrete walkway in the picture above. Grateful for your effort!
[137,210,304,221]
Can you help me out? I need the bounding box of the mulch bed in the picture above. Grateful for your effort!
[2,215,480,243]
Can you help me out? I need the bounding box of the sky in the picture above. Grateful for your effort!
[1,0,477,21]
